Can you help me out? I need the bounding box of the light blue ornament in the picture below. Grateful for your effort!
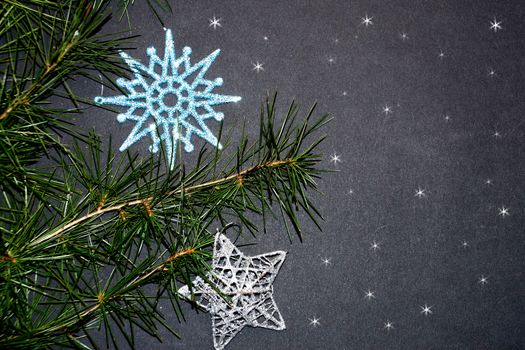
[95,29,241,169]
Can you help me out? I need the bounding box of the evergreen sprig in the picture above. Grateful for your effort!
[0,1,331,349]
[0,0,131,202]
[1,95,330,348]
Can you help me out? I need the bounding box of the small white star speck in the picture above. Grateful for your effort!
[444,114,451,121]
[479,275,489,285]
[415,188,426,198]
[321,257,332,266]
[490,18,503,32]
[420,304,433,316]
[438,50,446,59]
[461,240,469,249]
[384,321,394,331]
[488,69,496,77]
[498,206,510,217]
[400,32,409,40]
[383,104,392,115]
[328,56,335,65]
[309,316,321,327]
[209,16,222,29]
[330,152,341,165]
[342,91,348,96]
[485,179,493,185]
[252,61,264,73]
[361,15,374,27]
[493,130,501,138]
[364,290,376,300]
[370,240,381,251]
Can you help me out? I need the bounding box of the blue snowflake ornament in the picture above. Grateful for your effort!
[94,29,241,169]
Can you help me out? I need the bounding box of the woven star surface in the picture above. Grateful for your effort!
[179,232,287,350]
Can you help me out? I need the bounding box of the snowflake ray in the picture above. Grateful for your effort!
[94,29,241,169]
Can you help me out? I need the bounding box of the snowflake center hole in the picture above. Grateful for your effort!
[163,92,178,107]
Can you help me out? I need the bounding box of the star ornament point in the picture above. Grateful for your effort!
[178,232,286,350]
[94,29,241,170]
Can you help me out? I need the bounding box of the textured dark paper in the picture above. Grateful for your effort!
[83,1,525,349]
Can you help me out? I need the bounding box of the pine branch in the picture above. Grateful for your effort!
[0,94,331,349]
[29,158,295,249]
[0,2,331,349]
[0,0,132,202]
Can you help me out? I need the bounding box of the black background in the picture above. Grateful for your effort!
[84,1,525,349]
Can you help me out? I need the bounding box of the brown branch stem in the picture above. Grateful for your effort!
[28,159,293,248]
[5,248,196,342]
[0,37,77,122]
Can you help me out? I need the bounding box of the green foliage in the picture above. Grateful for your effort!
[0,1,331,348]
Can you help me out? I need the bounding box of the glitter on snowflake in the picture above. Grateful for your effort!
[94,29,241,169]
[178,232,286,350]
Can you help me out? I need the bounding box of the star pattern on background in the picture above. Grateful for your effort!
[498,206,510,217]
[490,18,502,32]
[361,15,374,27]
[178,232,286,350]
[321,257,332,266]
[420,304,433,316]
[309,316,321,327]
[330,152,341,165]
[370,240,381,251]
[94,29,241,169]
[414,188,427,198]
[478,275,489,285]
[209,15,222,29]
[252,61,264,73]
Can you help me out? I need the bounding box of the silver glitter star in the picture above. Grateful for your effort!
[178,232,286,350]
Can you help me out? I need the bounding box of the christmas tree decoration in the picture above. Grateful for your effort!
[95,28,241,169]
[0,2,330,349]
[179,232,287,350]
